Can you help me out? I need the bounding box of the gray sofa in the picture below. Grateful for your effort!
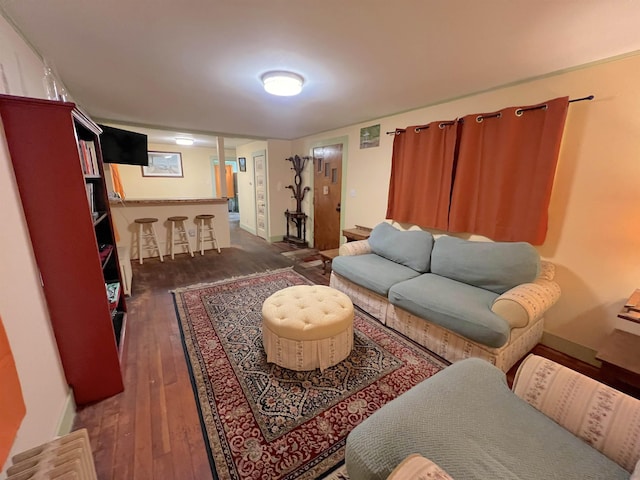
[330,222,561,372]
[345,355,640,479]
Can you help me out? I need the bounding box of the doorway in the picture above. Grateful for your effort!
[313,144,342,250]
[253,151,268,240]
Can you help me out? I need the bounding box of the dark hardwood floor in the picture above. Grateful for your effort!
[73,217,628,479]
[73,217,328,480]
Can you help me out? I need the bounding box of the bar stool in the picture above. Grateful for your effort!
[195,214,221,255]
[134,217,164,265]
[167,215,194,259]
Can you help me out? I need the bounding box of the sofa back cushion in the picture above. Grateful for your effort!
[368,222,434,273]
[431,236,540,294]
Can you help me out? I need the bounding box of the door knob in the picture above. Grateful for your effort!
[336,203,341,212]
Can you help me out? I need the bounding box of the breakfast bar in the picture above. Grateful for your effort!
[110,198,230,261]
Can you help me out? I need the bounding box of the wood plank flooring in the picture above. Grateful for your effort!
[73,218,328,479]
[73,218,626,479]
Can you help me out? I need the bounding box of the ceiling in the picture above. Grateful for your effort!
[2,0,640,145]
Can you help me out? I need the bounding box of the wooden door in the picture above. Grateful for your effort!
[254,151,268,240]
[313,144,342,250]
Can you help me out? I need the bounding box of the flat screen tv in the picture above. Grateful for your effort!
[98,124,149,166]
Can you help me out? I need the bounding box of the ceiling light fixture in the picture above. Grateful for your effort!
[261,71,304,96]
[175,137,194,146]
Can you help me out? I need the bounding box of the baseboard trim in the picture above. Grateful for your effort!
[240,223,256,235]
[55,390,76,437]
[541,331,601,367]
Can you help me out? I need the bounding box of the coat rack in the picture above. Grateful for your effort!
[284,155,311,246]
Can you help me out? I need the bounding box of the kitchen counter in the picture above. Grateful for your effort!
[109,197,228,206]
[110,198,231,260]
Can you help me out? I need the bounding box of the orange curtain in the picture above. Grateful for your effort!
[214,164,234,197]
[449,96,569,244]
[386,121,458,230]
[0,316,26,467]
[110,164,125,199]
[109,164,125,242]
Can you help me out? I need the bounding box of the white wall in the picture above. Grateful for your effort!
[0,14,70,476]
[108,141,223,200]
[293,53,640,364]
[266,140,293,242]
[236,141,267,235]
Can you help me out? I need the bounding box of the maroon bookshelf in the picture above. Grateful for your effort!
[0,94,125,405]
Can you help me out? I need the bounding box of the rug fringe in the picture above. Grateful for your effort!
[169,266,297,294]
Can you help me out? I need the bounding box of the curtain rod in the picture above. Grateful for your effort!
[386,95,594,135]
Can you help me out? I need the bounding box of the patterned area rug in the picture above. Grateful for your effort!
[172,268,446,479]
[280,248,323,269]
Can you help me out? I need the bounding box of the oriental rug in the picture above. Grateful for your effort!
[280,247,323,269]
[172,268,447,480]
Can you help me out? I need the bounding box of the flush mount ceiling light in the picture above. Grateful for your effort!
[175,137,194,146]
[261,71,304,96]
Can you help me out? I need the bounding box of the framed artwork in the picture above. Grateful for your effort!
[142,152,183,177]
[238,157,246,172]
[360,124,381,149]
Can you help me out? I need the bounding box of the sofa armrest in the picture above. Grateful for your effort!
[512,354,640,473]
[491,277,561,329]
[387,454,454,480]
[338,240,371,256]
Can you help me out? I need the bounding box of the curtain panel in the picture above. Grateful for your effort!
[448,96,569,244]
[0,316,26,467]
[386,121,458,230]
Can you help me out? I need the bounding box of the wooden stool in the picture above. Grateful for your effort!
[195,214,221,255]
[134,217,163,264]
[167,216,194,260]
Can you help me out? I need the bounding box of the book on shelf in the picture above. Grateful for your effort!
[78,140,99,175]
[105,282,120,311]
[85,183,95,214]
[99,244,113,264]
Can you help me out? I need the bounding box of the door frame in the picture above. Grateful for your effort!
[308,135,349,248]
[253,149,268,240]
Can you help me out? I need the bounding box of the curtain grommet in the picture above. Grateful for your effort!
[476,115,483,123]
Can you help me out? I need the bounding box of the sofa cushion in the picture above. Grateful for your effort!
[345,358,629,480]
[431,236,540,294]
[388,274,508,348]
[332,254,421,297]
[368,222,434,273]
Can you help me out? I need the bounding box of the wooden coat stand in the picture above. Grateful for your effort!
[284,155,311,246]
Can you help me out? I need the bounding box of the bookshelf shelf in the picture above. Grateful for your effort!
[93,212,108,226]
[0,94,125,405]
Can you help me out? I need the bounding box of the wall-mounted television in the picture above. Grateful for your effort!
[98,124,149,166]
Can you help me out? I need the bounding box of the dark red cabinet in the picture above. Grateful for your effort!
[0,94,125,404]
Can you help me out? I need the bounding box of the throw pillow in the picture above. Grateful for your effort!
[368,222,434,273]
[431,235,540,294]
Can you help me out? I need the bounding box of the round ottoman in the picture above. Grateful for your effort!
[262,285,354,371]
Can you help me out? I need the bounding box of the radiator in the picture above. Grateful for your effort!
[6,429,97,480]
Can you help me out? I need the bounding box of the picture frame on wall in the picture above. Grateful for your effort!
[238,157,246,172]
[142,151,183,177]
[360,124,381,149]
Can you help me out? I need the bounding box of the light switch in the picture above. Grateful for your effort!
[350,189,356,197]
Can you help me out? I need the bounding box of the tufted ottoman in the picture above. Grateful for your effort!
[262,285,354,371]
